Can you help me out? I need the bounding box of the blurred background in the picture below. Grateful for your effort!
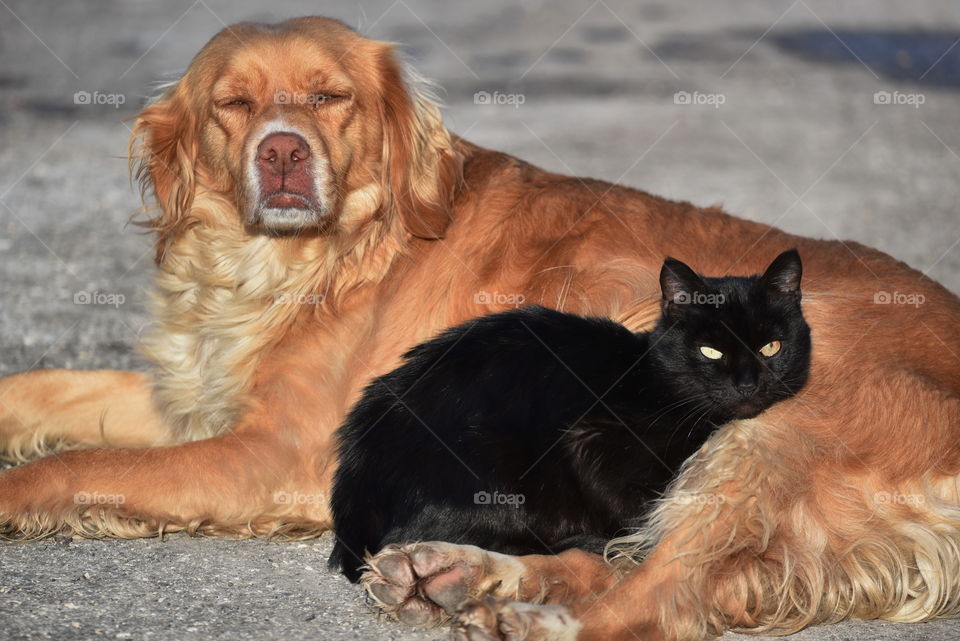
[0,1,959,640]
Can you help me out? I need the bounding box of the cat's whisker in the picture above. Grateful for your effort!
[663,400,714,451]
[686,406,716,443]
[646,394,715,427]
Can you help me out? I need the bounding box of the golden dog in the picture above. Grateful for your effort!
[1,17,958,641]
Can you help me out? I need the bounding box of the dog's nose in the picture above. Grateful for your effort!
[257,133,310,175]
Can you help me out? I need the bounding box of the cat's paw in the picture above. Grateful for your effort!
[360,541,526,627]
[453,596,580,641]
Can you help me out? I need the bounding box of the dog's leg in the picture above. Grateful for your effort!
[451,414,960,641]
[0,369,173,461]
[0,424,323,539]
[360,541,618,627]
[450,545,676,641]
[449,419,794,641]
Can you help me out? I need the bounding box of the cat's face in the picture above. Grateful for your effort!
[652,250,811,422]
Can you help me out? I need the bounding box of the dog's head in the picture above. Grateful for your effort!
[131,17,461,260]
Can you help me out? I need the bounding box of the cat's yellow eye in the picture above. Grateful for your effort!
[759,341,782,357]
[699,346,723,360]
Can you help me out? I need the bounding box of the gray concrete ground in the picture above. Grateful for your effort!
[1,0,959,639]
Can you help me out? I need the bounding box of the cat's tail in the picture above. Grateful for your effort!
[328,530,366,583]
[327,445,387,582]
[327,466,384,582]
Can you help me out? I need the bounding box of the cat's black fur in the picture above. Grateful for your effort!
[329,250,811,582]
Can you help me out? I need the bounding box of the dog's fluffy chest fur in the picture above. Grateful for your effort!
[142,217,403,440]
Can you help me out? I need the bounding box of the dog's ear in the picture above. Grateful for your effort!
[129,80,199,263]
[377,47,462,240]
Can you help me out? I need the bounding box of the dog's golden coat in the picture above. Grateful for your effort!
[0,17,958,641]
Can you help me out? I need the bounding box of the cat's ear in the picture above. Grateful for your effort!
[660,258,708,314]
[760,249,803,297]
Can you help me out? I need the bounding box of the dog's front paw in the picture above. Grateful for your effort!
[453,596,580,641]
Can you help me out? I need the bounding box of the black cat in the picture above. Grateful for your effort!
[329,250,811,582]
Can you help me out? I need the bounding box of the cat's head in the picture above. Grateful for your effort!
[651,249,811,421]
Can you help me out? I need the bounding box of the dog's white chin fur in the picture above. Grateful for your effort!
[254,206,324,231]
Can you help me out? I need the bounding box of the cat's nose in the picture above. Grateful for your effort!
[734,370,759,395]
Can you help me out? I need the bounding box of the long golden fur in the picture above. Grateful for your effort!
[1,16,958,641]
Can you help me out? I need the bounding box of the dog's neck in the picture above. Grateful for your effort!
[141,186,407,439]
